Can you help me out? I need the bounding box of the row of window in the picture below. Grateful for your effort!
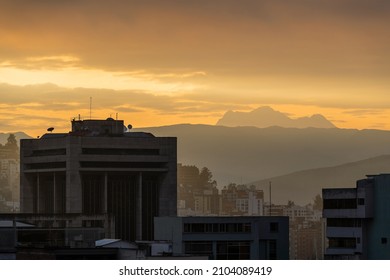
[82,148,160,156]
[184,241,251,260]
[327,218,362,227]
[26,161,166,169]
[80,161,166,168]
[323,198,365,209]
[183,223,252,233]
[184,240,277,260]
[26,162,66,170]
[183,222,279,234]
[28,148,160,157]
[30,149,67,157]
[328,237,357,248]
[328,237,390,247]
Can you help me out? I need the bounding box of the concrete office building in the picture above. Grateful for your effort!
[323,174,390,259]
[154,216,289,260]
[20,118,177,242]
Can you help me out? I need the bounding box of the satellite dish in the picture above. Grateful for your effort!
[127,124,133,130]
[47,127,54,132]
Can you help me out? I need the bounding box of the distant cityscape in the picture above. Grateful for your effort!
[0,118,390,260]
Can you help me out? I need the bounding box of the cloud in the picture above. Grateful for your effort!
[1,1,390,133]
[1,55,81,70]
[1,81,390,135]
[113,106,145,113]
[1,0,389,79]
[0,111,68,135]
[343,109,386,117]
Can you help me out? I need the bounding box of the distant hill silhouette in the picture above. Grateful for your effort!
[134,124,390,190]
[8,126,390,205]
[216,106,336,128]
[0,132,32,145]
[251,155,390,205]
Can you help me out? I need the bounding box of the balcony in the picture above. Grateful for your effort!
[323,207,372,218]
[326,227,362,238]
[325,247,360,256]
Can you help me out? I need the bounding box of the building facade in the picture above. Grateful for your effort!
[20,118,177,242]
[154,216,289,260]
[221,184,264,216]
[0,136,20,212]
[322,174,390,259]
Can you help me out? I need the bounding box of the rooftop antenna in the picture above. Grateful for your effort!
[269,181,272,216]
[89,97,92,120]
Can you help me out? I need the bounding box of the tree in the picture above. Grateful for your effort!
[287,200,295,207]
[4,134,18,159]
[199,167,217,188]
[313,194,323,211]
[5,134,17,148]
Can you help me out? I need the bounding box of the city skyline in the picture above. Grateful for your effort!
[1,0,390,136]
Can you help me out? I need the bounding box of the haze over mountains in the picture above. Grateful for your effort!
[216,106,336,129]
[0,132,32,145]
[251,155,390,205]
[134,124,390,203]
[3,107,390,205]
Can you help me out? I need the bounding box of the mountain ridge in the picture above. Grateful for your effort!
[216,106,336,128]
[134,124,390,188]
[251,154,390,205]
[5,125,390,205]
[0,132,32,145]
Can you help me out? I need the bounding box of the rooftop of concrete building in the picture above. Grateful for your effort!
[40,118,155,139]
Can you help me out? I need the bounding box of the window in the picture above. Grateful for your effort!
[268,240,277,260]
[381,238,387,244]
[26,162,66,170]
[323,199,357,209]
[270,222,279,233]
[216,241,250,260]
[328,238,356,248]
[327,218,362,227]
[358,198,365,205]
[80,161,165,168]
[82,148,159,155]
[31,148,66,157]
[183,223,252,233]
[184,241,213,256]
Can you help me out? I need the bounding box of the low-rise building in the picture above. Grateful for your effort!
[321,174,390,259]
[154,216,289,260]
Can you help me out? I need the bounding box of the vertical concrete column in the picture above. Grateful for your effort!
[251,221,259,259]
[66,137,82,213]
[36,173,40,213]
[53,172,56,213]
[136,172,143,240]
[212,241,217,260]
[104,172,108,213]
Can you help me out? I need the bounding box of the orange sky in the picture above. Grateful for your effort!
[1,0,390,136]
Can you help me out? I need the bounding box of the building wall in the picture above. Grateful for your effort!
[323,174,390,260]
[20,119,177,242]
[154,216,289,260]
[367,175,390,259]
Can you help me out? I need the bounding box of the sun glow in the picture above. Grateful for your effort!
[0,64,200,93]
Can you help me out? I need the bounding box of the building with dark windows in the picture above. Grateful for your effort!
[154,216,289,260]
[322,174,390,260]
[19,118,177,243]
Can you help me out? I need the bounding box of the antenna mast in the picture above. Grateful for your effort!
[89,97,92,119]
[269,181,272,216]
